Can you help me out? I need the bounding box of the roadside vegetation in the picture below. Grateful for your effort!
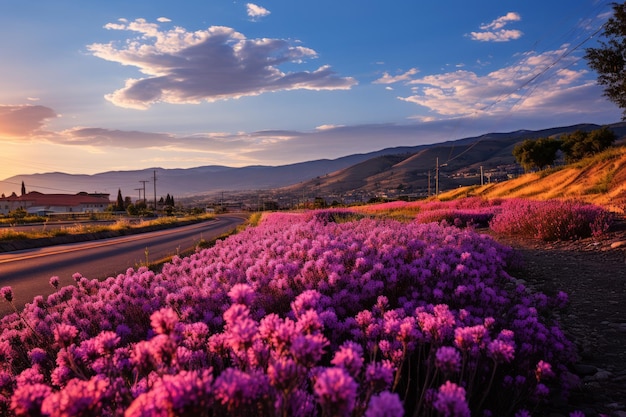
[0,213,215,242]
[1,197,611,416]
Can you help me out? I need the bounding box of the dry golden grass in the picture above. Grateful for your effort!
[438,146,626,213]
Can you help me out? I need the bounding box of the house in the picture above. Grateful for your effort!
[0,191,111,215]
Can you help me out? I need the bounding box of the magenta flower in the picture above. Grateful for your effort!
[331,341,364,378]
[228,283,255,305]
[53,323,79,348]
[365,391,404,417]
[49,276,60,289]
[150,307,179,335]
[41,376,108,417]
[535,360,554,381]
[213,368,268,411]
[433,381,470,417]
[314,367,358,417]
[487,339,515,364]
[10,383,52,416]
[267,357,305,391]
[1,286,13,302]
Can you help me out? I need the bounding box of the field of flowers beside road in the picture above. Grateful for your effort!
[0,198,621,416]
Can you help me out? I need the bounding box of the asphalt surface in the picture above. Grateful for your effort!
[0,215,245,316]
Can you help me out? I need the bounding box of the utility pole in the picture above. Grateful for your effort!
[153,170,157,212]
[435,157,439,196]
[139,180,148,204]
[480,166,484,186]
[135,188,142,202]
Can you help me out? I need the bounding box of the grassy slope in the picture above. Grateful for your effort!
[438,145,626,213]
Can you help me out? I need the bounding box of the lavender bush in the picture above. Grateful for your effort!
[489,199,613,241]
[0,209,582,416]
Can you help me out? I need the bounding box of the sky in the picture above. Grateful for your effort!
[0,0,622,194]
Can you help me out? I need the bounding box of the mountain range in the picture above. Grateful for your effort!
[4,122,626,203]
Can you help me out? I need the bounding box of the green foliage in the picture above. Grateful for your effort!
[512,137,561,171]
[585,2,626,119]
[560,127,616,163]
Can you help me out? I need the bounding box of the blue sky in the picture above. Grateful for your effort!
[0,0,620,192]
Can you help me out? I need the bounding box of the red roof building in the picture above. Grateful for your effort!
[0,191,111,215]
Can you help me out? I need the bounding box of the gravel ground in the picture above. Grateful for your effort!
[493,219,626,416]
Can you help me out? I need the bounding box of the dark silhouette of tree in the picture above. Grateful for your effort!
[115,189,125,211]
[512,137,561,172]
[21,181,26,196]
[585,2,626,118]
[560,127,616,163]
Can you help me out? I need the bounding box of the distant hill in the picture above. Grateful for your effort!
[279,123,626,200]
[4,123,626,202]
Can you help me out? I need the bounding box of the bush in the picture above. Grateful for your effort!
[0,212,578,416]
[489,199,613,241]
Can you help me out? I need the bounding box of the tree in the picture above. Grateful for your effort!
[560,127,616,163]
[512,137,561,172]
[115,189,125,211]
[21,181,26,196]
[584,2,626,118]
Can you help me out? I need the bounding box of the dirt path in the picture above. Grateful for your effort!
[494,223,626,416]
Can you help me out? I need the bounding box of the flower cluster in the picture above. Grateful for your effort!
[488,198,613,240]
[0,208,582,416]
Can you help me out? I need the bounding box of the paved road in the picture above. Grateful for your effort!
[0,215,246,316]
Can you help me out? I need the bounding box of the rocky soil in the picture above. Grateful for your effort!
[493,219,626,417]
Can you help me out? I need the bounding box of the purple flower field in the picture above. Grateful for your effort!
[0,198,612,416]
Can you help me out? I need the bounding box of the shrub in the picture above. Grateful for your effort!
[0,212,578,416]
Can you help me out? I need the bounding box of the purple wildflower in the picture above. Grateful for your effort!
[314,367,358,417]
[435,346,461,374]
[291,333,329,367]
[365,360,395,391]
[365,391,404,417]
[433,381,470,417]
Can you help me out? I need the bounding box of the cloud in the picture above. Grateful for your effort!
[469,12,522,42]
[87,19,356,109]
[0,105,57,138]
[373,68,419,84]
[246,3,270,20]
[392,47,603,119]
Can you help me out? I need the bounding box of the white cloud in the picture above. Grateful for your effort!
[480,12,521,31]
[469,12,522,42]
[88,19,356,109]
[394,47,601,119]
[373,68,419,84]
[469,29,523,42]
[246,3,270,20]
[157,17,171,23]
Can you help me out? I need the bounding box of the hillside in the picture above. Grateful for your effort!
[4,122,626,203]
[438,145,626,213]
[280,123,626,200]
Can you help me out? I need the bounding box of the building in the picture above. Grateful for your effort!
[0,191,111,215]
